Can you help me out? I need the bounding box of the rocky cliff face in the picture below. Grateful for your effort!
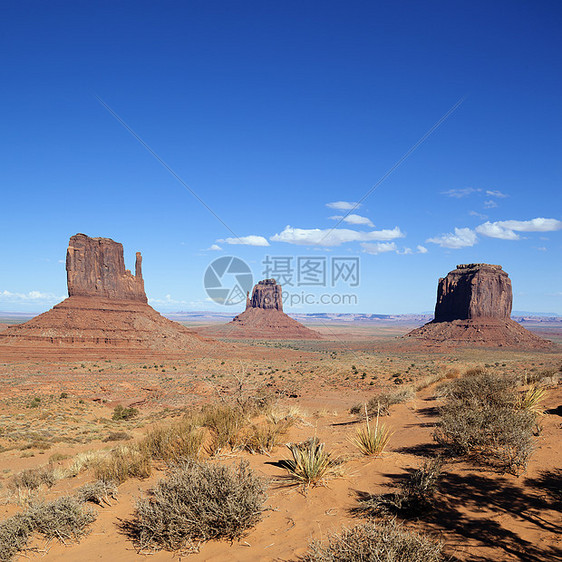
[246,279,283,311]
[66,234,147,302]
[434,263,512,322]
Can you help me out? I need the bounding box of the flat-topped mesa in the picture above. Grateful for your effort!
[246,278,283,311]
[66,233,147,302]
[434,263,512,322]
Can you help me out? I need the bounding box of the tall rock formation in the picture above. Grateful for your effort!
[206,279,321,339]
[246,279,283,311]
[0,234,215,354]
[66,234,147,302]
[434,264,512,321]
[406,264,550,348]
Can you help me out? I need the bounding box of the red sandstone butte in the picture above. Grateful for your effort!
[209,279,321,340]
[406,263,551,348]
[0,234,214,352]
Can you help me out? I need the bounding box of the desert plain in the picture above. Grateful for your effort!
[0,317,560,562]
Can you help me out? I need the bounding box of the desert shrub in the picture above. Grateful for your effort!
[93,444,151,483]
[26,495,96,541]
[201,403,247,454]
[434,370,537,473]
[351,408,392,457]
[76,479,118,506]
[140,421,203,462]
[103,431,132,442]
[354,457,443,518]
[112,405,139,421]
[125,459,266,553]
[0,495,96,561]
[351,387,415,418]
[244,418,293,454]
[280,438,341,488]
[302,519,443,562]
[0,513,32,561]
[11,466,57,491]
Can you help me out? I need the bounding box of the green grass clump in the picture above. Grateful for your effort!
[112,405,139,421]
[281,438,341,488]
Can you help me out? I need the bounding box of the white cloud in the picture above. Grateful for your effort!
[329,214,374,227]
[475,222,519,240]
[218,235,270,247]
[476,217,562,240]
[484,199,498,209]
[469,210,488,220]
[486,190,508,198]
[270,225,404,247]
[417,245,429,254]
[326,201,360,211]
[0,290,64,302]
[441,188,481,198]
[427,227,477,249]
[361,242,398,255]
[207,244,222,251]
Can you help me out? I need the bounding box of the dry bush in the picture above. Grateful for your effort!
[354,457,443,518]
[103,431,132,442]
[280,438,341,488]
[0,513,31,561]
[11,466,57,491]
[434,370,537,473]
[302,519,443,562]
[351,387,415,418]
[25,496,96,541]
[0,495,96,561]
[66,450,109,477]
[244,417,293,454]
[140,421,203,463]
[76,480,118,506]
[201,403,247,454]
[125,459,266,553]
[93,444,151,483]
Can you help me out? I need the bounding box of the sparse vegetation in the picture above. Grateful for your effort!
[76,479,118,506]
[354,457,443,518]
[0,495,96,561]
[201,403,246,454]
[351,387,415,418]
[93,444,151,483]
[140,419,203,462]
[112,405,139,421]
[11,466,57,491]
[434,369,538,473]
[302,519,443,562]
[125,460,266,553]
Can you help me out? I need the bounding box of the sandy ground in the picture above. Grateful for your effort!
[0,324,560,561]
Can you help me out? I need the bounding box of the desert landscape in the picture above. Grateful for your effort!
[2,3,561,561]
[0,235,560,561]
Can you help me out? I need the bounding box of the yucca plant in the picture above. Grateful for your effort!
[518,385,547,416]
[282,437,339,488]
[351,403,393,457]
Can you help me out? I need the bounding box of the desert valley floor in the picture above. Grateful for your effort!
[0,322,560,561]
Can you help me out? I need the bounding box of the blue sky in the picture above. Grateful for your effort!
[1,1,560,314]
